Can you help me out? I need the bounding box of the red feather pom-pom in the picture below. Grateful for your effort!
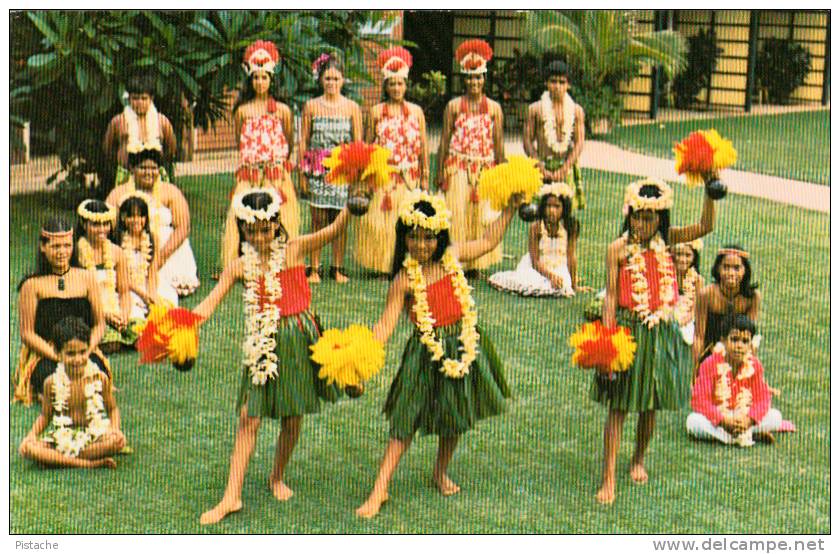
[377,47,412,71]
[674,131,714,175]
[455,39,493,63]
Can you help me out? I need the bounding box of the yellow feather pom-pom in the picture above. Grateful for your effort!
[311,325,385,388]
[700,129,737,171]
[361,145,396,188]
[608,327,637,373]
[477,155,543,211]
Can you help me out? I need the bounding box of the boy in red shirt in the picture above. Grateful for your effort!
[686,315,784,446]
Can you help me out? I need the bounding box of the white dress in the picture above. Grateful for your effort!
[153,204,200,296]
[126,248,179,320]
[489,223,574,297]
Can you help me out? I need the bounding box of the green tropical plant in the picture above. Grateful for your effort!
[756,38,812,105]
[671,28,722,108]
[525,11,687,131]
[12,10,402,199]
[490,48,542,131]
[408,70,447,114]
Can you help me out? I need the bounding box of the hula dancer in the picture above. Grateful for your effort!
[593,178,715,505]
[436,39,505,272]
[356,190,523,519]
[193,189,353,525]
[523,60,585,210]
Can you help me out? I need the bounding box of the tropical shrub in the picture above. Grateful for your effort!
[756,38,812,105]
[672,28,722,108]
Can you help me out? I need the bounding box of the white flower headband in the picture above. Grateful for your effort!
[539,182,574,200]
[232,188,283,223]
[77,199,116,223]
[622,178,674,215]
[398,191,451,232]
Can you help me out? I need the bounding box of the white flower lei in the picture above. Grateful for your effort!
[404,250,479,379]
[121,230,152,292]
[46,361,111,458]
[242,238,285,385]
[623,233,676,328]
[673,267,699,326]
[713,344,757,447]
[540,91,575,157]
[78,237,120,316]
[124,103,162,154]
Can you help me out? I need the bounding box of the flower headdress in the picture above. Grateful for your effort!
[77,199,116,224]
[456,39,493,75]
[398,191,451,232]
[377,46,412,80]
[538,181,575,200]
[312,52,336,80]
[718,247,750,259]
[243,40,279,76]
[232,188,283,224]
[622,178,674,215]
[685,238,703,251]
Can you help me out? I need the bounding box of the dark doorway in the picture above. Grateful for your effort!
[404,10,454,123]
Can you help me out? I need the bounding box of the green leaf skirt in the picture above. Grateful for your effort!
[384,324,510,440]
[589,309,693,412]
[237,311,340,419]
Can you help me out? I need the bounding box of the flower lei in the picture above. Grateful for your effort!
[124,103,162,154]
[404,250,479,379]
[712,343,757,447]
[241,238,285,385]
[540,91,575,157]
[78,237,120,316]
[673,267,699,326]
[46,361,111,458]
[121,230,153,292]
[624,232,676,328]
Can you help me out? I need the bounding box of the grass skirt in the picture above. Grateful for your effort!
[353,175,415,273]
[384,324,509,439]
[237,311,339,419]
[590,309,692,412]
[443,167,502,270]
[221,175,300,267]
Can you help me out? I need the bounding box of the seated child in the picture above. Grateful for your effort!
[19,316,126,469]
[686,314,784,447]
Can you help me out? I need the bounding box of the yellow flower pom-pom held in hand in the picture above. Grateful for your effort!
[673,129,737,187]
[311,325,385,388]
[478,155,543,211]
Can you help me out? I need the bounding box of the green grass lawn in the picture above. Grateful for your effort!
[606,110,830,186]
[9,168,829,533]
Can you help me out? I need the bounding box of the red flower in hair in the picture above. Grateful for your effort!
[244,40,279,65]
[377,47,413,72]
[455,39,493,63]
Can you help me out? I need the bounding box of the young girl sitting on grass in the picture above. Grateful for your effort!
[19,316,126,469]
[489,182,581,297]
[192,189,354,525]
[355,190,523,519]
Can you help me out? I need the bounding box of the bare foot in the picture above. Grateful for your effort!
[433,473,461,496]
[595,480,615,505]
[270,477,294,501]
[355,491,389,519]
[629,462,648,484]
[93,458,117,469]
[334,272,349,284]
[200,499,243,525]
[308,271,321,284]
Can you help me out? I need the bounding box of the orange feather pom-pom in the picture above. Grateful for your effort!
[136,305,202,369]
[568,321,636,374]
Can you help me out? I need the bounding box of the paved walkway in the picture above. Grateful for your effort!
[11,110,829,214]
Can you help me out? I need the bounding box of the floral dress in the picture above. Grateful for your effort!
[488,222,574,297]
[354,104,423,273]
[304,116,353,210]
[442,97,499,270]
[221,100,299,267]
